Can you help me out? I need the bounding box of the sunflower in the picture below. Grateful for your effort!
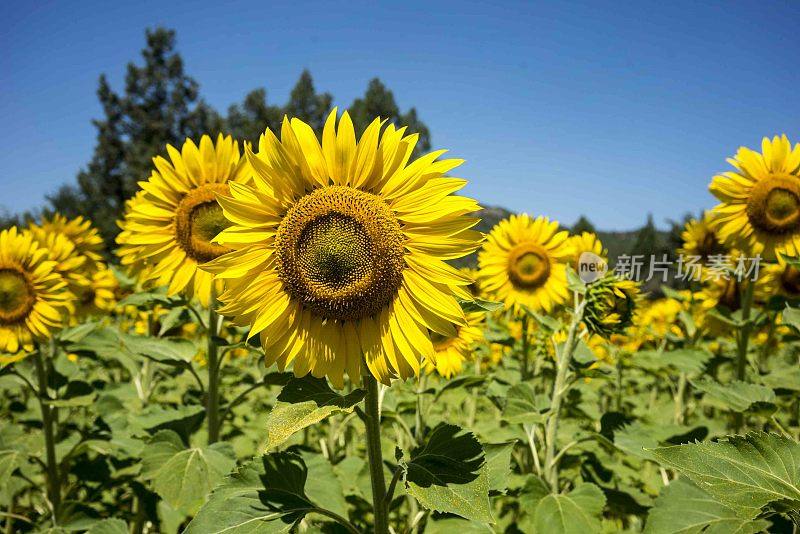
[0,227,73,358]
[116,134,250,306]
[567,232,607,272]
[583,274,640,338]
[478,214,572,313]
[678,211,727,261]
[709,135,800,260]
[29,230,89,302]
[29,214,105,270]
[760,259,800,300]
[75,266,118,316]
[424,311,485,378]
[202,110,482,387]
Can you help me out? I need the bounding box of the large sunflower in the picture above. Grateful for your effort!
[0,228,72,358]
[116,134,250,306]
[477,214,572,313]
[709,135,800,260]
[202,110,482,387]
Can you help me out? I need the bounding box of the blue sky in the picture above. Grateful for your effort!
[2,0,798,230]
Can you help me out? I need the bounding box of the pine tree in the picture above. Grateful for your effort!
[349,78,431,154]
[226,89,283,147]
[49,28,221,247]
[284,70,333,134]
[571,215,596,234]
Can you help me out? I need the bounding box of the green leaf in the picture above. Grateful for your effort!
[47,380,96,408]
[644,478,769,534]
[651,432,800,516]
[425,518,494,533]
[185,452,332,533]
[264,375,365,450]
[502,383,547,424]
[782,305,800,333]
[301,452,348,519]
[140,430,236,515]
[484,441,516,493]
[692,379,776,413]
[87,519,129,534]
[460,298,503,313]
[120,334,198,366]
[519,474,550,511]
[0,449,24,485]
[402,423,493,523]
[117,290,177,308]
[528,483,606,534]
[434,375,487,401]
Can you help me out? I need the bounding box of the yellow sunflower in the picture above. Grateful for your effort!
[116,134,251,306]
[75,266,118,315]
[477,214,573,313]
[424,311,485,379]
[29,230,89,303]
[0,227,73,358]
[709,135,800,260]
[29,214,105,270]
[678,212,727,260]
[202,110,482,387]
[760,260,800,300]
[567,232,607,272]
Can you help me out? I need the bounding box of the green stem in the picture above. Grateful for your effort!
[206,294,221,444]
[520,315,531,380]
[674,372,687,424]
[33,349,60,522]
[363,375,389,534]
[734,280,755,433]
[615,356,623,412]
[543,291,586,490]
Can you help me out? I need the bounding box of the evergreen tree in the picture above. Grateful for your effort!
[284,70,333,134]
[49,28,221,247]
[349,78,431,154]
[226,88,283,147]
[571,215,596,234]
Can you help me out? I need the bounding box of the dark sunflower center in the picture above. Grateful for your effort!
[0,268,34,324]
[698,231,723,260]
[508,244,551,289]
[174,183,233,263]
[781,266,800,296]
[276,186,405,322]
[747,175,800,234]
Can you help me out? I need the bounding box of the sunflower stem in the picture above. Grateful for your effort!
[520,315,531,380]
[363,375,389,533]
[733,278,756,433]
[206,293,222,444]
[544,290,586,491]
[33,348,60,523]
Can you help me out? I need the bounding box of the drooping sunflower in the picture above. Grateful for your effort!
[29,214,105,270]
[116,134,250,306]
[678,211,727,261]
[709,135,800,260]
[203,110,482,387]
[478,214,573,313]
[0,227,73,359]
[583,274,640,338]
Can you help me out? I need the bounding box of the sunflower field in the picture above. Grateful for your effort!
[3,115,800,534]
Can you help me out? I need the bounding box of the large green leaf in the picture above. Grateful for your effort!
[401,423,493,523]
[526,483,606,533]
[264,375,365,450]
[644,478,769,534]
[140,430,236,515]
[484,441,516,493]
[86,519,129,534]
[692,379,776,413]
[185,452,340,533]
[651,432,800,516]
[502,383,547,424]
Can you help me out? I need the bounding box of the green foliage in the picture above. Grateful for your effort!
[521,483,606,533]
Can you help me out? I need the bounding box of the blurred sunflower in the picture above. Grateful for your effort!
[567,232,607,272]
[478,214,572,313]
[203,110,482,387]
[0,228,72,358]
[29,214,105,270]
[678,211,727,260]
[75,266,118,315]
[760,260,800,300]
[116,134,250,306]
[709,135,800,260]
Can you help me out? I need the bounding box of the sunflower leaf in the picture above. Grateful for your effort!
[460,298,503,313]
[644,477,769,534]
[264,375,365,450]
[521,482,606,533]
[691,379,776,414]
[650,432,800,516]
[400,423,493,523]
[140,429,236,515]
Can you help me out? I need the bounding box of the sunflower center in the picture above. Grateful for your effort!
[746,175,800,234]
[276,186,405,321]
[174,184,233,263]
[699,231,723,260]
[0,268,34,324]
[780,266,800,296]
[508,244,551,289]
[719,279,741,312]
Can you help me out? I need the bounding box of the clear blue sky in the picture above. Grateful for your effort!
[2,0,798,230]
